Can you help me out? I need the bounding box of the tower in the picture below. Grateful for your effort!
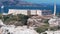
[54,3,56,16]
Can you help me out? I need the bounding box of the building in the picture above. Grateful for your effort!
[8,9,28,15]
[8,9,52,16]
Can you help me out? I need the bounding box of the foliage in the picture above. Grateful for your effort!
[35,24,49,33]
[17,14,29,25]
[48,25,60,31]
[43,19,49,24]
[3,14,29,26]
[0,14,2,19]
[50,26,58,31]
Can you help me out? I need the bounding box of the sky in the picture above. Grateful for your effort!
[23,0,60,5]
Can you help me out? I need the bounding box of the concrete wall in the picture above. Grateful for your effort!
[37,10,42,16]
[8,9,43,16]
[8,9,52,16]
[30,10,37,15]
[8,9,28,15]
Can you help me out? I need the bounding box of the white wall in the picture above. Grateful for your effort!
[8,9,43,16]
[37,10,42,16]
[30,10,37,15]
[8,9,28,15]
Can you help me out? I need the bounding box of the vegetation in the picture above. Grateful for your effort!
[1,13,59,33]
[34,19,49,33]
[0,14,2,19]
[35,24,49,33]
[2,14,29,26]
[43,19,49,24]
[50,26,60,31]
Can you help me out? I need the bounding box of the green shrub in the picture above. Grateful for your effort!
[0,14,2,19]
[50,26,58,31]
[17,14,29,25]
[44,19,49,24]
[3,14,29,26]
[35,25,48,33]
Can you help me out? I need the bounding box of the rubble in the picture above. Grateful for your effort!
[0,20,5,26]
[0,25,39,34]
[0,19,39,34]
[48,16,60,27]
[41,30,60,34]
[27,16,46,27]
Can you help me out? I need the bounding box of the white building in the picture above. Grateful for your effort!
[8,9,52,16]
[8,9,28,15]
